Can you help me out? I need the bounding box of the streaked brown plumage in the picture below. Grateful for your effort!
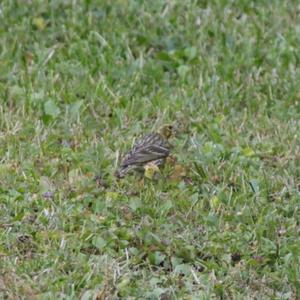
[115,125,173,178]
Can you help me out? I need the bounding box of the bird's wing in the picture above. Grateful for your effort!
[120,132,171,167]
[121,143,170,167]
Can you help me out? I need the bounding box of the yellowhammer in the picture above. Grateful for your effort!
[115,125,174,178]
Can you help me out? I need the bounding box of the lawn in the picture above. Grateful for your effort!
[0,0,300,299]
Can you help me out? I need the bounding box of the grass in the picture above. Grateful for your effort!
[0,0,300,299]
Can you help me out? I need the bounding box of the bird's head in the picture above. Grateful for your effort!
[158,124,175,139]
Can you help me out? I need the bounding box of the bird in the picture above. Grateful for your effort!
[115,125,174,178]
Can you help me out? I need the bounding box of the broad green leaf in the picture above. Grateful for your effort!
[44,100,60,118]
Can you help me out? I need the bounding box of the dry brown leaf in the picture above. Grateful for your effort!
[169,164,187,182]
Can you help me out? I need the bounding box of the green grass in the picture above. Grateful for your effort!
[1,0,300,299]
